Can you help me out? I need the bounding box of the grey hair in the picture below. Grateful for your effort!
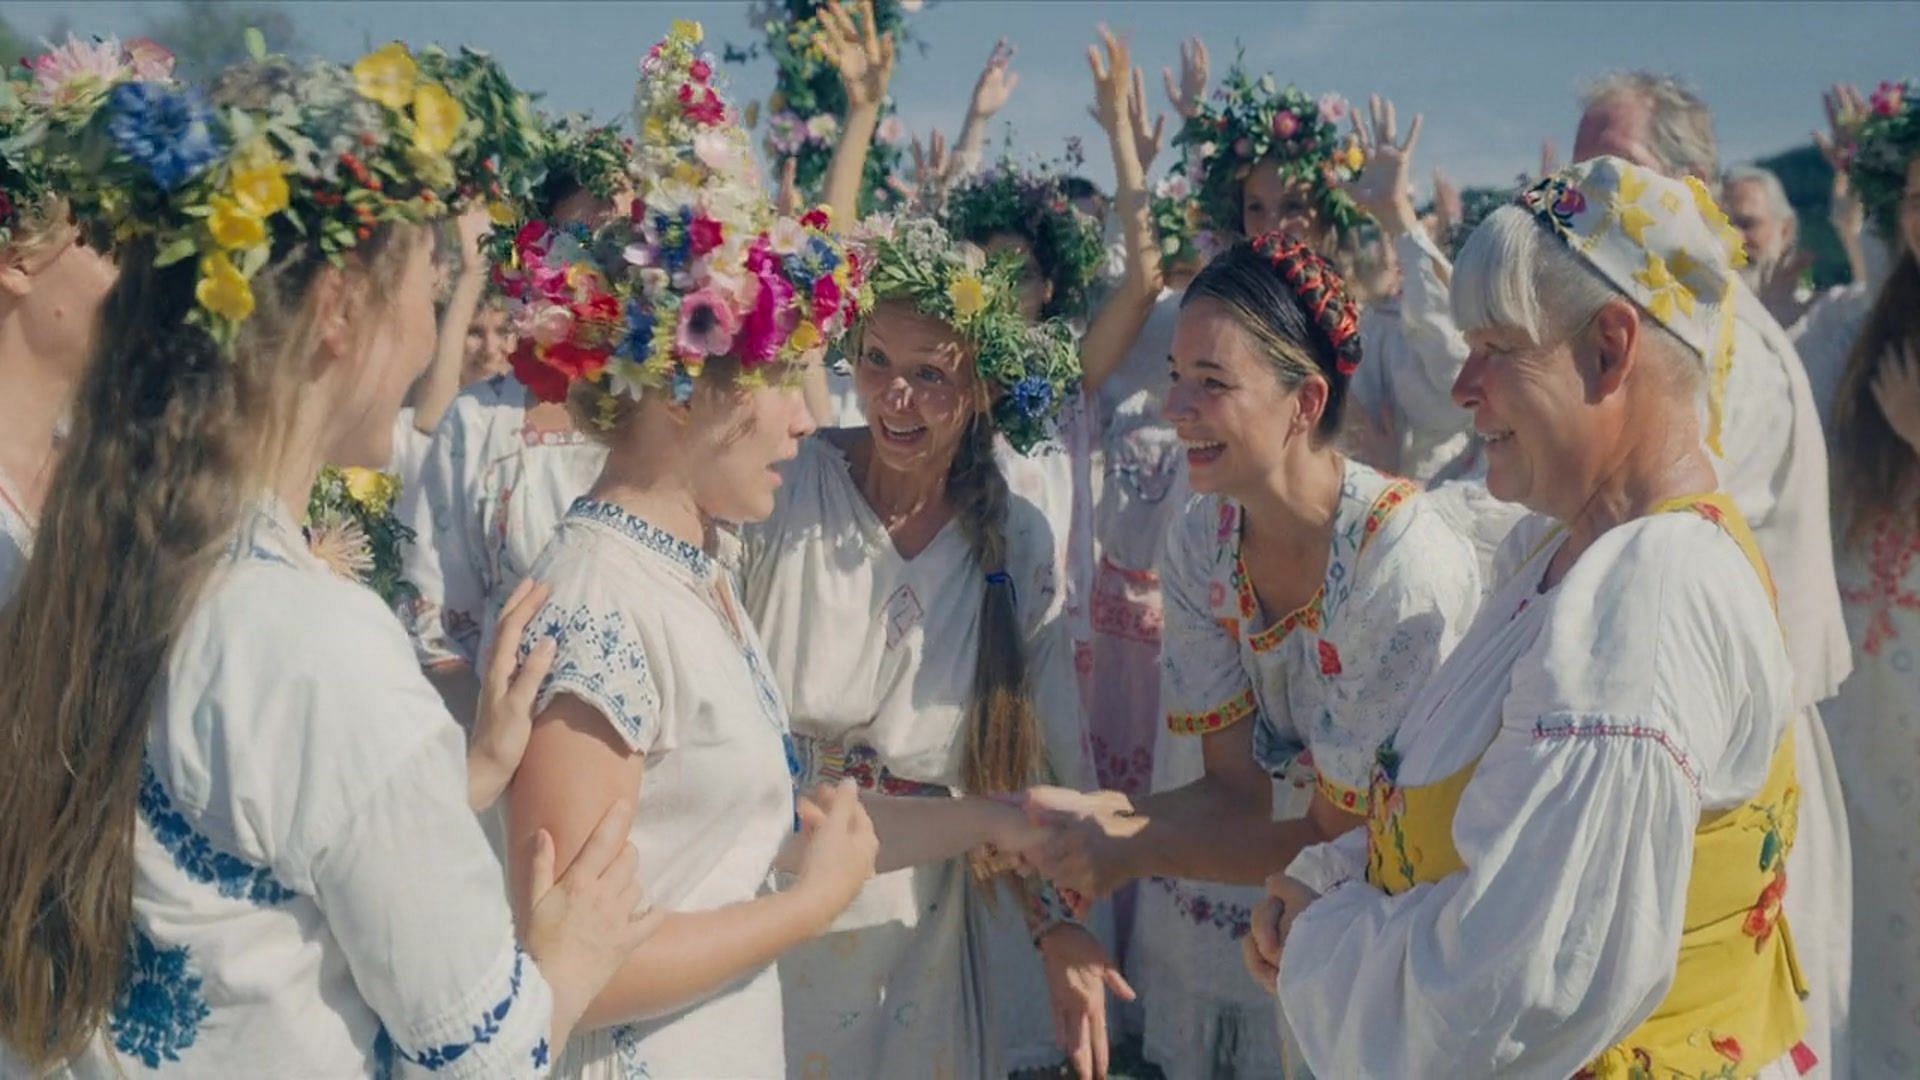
[1452,206,1699,381]
[1582,72,1719,179]
[1721,165,1797,229]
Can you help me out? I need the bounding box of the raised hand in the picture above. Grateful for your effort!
[968,38,1020,121]
[1431,167,1463,237]
[818,0,897,112]
[1815,83,1869,271]
[1038,923,1137,1079]
[468,577,556,810]
[1162,35,1210,119]
[1341,93,1423,237]
[1872,341,1920,454]
[1127,65,1169,171]
[886,128,951,209]
[1086,26,1137,144]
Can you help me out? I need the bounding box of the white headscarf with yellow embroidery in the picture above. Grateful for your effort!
[1514,155,1748,454]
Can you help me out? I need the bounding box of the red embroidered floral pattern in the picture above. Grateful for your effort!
[1742,868,1789,947]
[1838,514,1920,657]
[1317,639,1343,675]
[1167,686,1257,734]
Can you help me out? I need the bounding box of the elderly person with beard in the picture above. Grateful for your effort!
[1572,71,1853,1075]
[1251,156,1819,1080]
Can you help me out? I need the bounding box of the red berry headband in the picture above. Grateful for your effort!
[1250,231,1363,376]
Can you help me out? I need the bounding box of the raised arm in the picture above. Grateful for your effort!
[411,208,493,435]
[816,0,897,229]
[945,38,1020,183]
[1078,27,1167,395]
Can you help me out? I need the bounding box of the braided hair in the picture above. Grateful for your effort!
[1180,231,1364,438]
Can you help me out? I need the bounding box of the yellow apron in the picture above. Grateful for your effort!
[1364,495,1814,1079]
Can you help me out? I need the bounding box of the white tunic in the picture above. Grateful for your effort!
[0,502,556,1078]
[401,376,606,673]
[387,407,435,526]
[1347,231,1476,484]
[1131,461,1481,1079]
[1786,282,1872,427]
[1824,508,1920,1074]
[738,436,1090,1079]
[1281,509,1798,1078]
[524,499,796,1080]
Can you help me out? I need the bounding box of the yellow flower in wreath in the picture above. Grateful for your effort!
[207,195,268,251]
[787,319,821,353]
[947,275,987,320]
[196,250,255,322]
[229,163,289,219]
[670,19,704,45]
[411,83,466,157]
[342,466,398,513]
[354,43,419,111]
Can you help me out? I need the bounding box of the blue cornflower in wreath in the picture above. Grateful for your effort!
[104,81,224,192]
[109,926,212,1069]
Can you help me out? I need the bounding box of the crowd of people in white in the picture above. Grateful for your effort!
[0,5,1917,1078]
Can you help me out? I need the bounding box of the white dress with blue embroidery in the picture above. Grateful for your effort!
[522,499,797,1080]
[0,501,557,1078]
[1128,460,1482,1079]
[401,375,606,674]
[738,436,1093,1079]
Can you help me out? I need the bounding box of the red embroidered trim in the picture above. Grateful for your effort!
[1168,686,1258,735]
[1531,720,1701,794]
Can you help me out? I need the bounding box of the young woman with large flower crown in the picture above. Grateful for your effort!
[496,26,890,1079]
[1820,78,1920,1072]
[0,43,658,1076]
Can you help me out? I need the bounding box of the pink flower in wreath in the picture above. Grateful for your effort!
[1871,80,1906,118]
[676,285,741,356]
[1233,136,1253,158]
[1271,111,1300,139]
[1317,92,1349,124]
[1553,187,1588,218]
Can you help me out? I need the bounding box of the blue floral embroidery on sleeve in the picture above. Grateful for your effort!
[531,1038,550,1069]
[392,945,529,1070]
[109,924,211,1068]
[139,760,297,906]
[523,602,658,747]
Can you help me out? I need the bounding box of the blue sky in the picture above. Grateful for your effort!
[12,1,1919,194]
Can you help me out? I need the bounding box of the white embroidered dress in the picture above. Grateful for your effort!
[1825,506,1920,1074]
[402,375,606,673]
[739,436,1092,1079]
[1281,509,1801,1078]
[524,499,797,1080]
[0,503,556,1078]
[1130,461,1482,1079]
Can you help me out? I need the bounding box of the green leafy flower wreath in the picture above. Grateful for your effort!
[1172,63,1367,239]
[305,466,417,607]
[1847,79,1920,240]
[859,215,1080,454]
[942,158,1105,320]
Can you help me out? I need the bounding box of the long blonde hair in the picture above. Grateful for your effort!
[0,222,419,1067]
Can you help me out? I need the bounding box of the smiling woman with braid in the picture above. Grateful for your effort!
[1014,233,1483,1075]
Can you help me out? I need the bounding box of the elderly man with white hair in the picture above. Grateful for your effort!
[1253,156,1818,1078]
[1572,70,1853,1077]
[1722,165,1810,320]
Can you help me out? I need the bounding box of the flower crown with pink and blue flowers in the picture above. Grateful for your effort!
[497,21,868,417]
